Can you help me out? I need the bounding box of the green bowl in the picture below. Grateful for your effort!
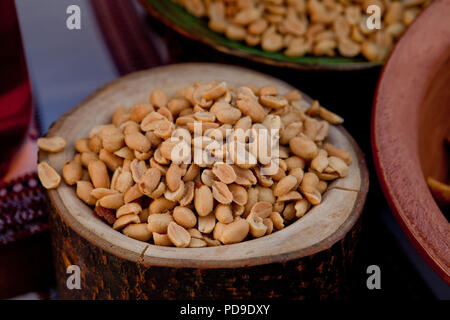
[139,0,381,71]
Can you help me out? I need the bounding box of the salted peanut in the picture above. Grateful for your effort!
[236,87,266,123]
[88,160,110,189]
[209,18,227,33]
[253,166,274,187]
[157,107,174,122]
[76,181,96,205]
[221,218,249,244]
[259,85,278,97]
[147,213,173,233]
[306,100,320,117]
[285,37,309,57]
[91,188,117,199]
[81,152,99,168]
[153,233,173,246]
[361,40,382,62]
[149,198,176,215]
[215,105,242,124]
[213,221,226,241]
[167,97,190,116]
[187,228,203,239]
[211,181,233,205]
[338,37,361,57]
[113,214,140,230]
[139,208,149,223]
[194,111,216,123]
[178,181,194,207]
[173,206,197,229]
[183,164,200,182]
[283,90,301,104]
[289,134,318,160]
[304,118,318,141]
[278,191,302,202]
[328,156,349,177]
[98,193,124,209]
[280,122,303,145]
[225,24,246,41]
[129,159,146,183]
[273,175,297,197]
[197,212,216,234]
[115,169,133,193]
[147,181,166,199]
[124,184,143,203]
[153,147,170,165]
[427,177,450,203]
[202,82,227,101]
[403,7,420,26]
[62,160,82,185]
[214,204,233,224]
[270,211,284,230]
[250,201,273,219]
[130,104,153,123]
[138,168,161,195]
[245,34,261,46]
[300,172,320,193]
[75,138,90,153]
[310,149,329,173]
[226,184,247,206]
[286,156,305,171]
[141,111,166,132]
[248,18,268,35]
[243,187,259,216]
[189,238,207,248]
[312,169,340,181]
[262,31,283,52]
[166,163,182,192]
[263,218,273,235]
[116,202,142,218]
[123,223,152,242]
[323,143,352,165]
[233,166,257,186]
[112,107,130,127]
[259,95,288,109]
[164,180,185,202]
[213,162,236,184]
[300,172,322,205]
[247,210,268,238]
[87,135,101,153]
[282,202,296,221]
[113,147,134,160]
[295,199,311,218]
[124,132,150,153]
[319,107,344,125]
[101,127,124,153]
[194,184,214,216]
[167,222,191,248]
[149,158,168,175]
[37,136,66,153]
[289,167,304,188]
[150,88,167,108]
[99,149,123,171]
[317,180,328,194]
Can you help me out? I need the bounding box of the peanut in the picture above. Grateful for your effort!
[37,136,66,153]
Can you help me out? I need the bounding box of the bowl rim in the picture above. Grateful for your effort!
[371,0,450,284]
[41,63,369,268]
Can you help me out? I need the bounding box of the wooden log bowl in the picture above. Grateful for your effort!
[39,63,369,299]
[372,0,450,284]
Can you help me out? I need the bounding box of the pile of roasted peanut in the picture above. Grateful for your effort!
[38,81,352,247]
[173,0,430,62]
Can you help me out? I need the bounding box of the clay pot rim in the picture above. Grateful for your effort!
[371,1,450,283]
[41,63,369,268]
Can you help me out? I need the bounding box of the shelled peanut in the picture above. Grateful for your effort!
[38,81,352,247]
[173,0,431,62]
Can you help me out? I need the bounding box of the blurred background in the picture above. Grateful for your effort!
[0,0,448,299]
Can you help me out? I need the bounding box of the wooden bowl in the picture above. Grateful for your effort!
[372,0,450,284]
[40,63,368,299]
[138,0,380,71]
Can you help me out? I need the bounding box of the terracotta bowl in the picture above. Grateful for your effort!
[372,0,450,283]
